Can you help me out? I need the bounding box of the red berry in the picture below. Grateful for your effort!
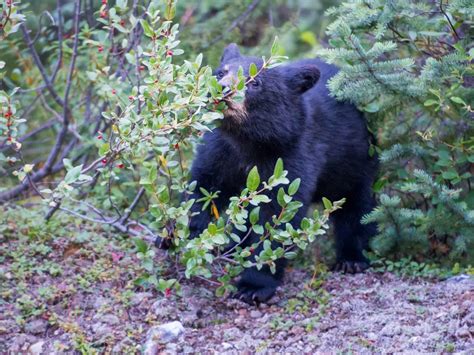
[249,247,255,253]
[165,288,172,297]
[5,111,12,118]
[120,19,125,26]
[0,24,4,30]
[100,11,107,19]
[139,65,145,71]
[112,89,116,95]
[174,143,179,149]
[166,50,173,57]
[97,135,102,140]
[98,45,104,53]
[102,0,107,4]
[101,159,107,165]
[117,163,124,169]
[7,136,12,142]
[128,95,134,101]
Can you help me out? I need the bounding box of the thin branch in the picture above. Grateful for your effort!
[20,25,64,107]
[439,0,460,41]
[205,0,262,48]
[120,187,145,224]
[0,0,81,203]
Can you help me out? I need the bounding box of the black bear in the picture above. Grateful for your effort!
[188,43,378,304]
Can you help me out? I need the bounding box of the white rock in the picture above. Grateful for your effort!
[28,340,45,355]
[250,310,262,319]
[143,321,185,355]
[222,342,233,350]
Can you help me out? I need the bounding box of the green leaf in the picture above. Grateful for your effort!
[134,238,148,253]
[271,36,279,56]
[249,63,258,77]
[288,178,301,196]
[250,207,260,225]
[273,158,284,178]
[442,169,459,180]
[64,165,83,184]
[165,1,176,20]
[252,224,264,234]
[277,188,286,207]
[322,197,332,210]
[424,99,438,107]
[140,20,154,38]
[450,96,466,105]
[237,77,245,91]
[246,166,260,192]
[251,195,271,205]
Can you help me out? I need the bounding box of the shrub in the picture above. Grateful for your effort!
[319,0,474,264]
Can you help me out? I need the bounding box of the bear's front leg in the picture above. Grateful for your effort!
[233,193,309,304]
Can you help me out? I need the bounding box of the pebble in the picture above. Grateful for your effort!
[92,322,112,337]
[250,310,262,319]
[28,340,45,355]
[143,321,185,355]
[101,314,120,325]
[131,292,153,306]
[24,319,48,335]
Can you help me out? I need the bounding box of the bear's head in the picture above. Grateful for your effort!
[215,43,320,150]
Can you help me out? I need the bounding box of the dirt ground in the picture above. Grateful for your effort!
[1,224,473,354]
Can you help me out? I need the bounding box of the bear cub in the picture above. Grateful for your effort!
[187,43,378,304]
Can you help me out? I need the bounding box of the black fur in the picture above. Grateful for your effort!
[187,44,378,304]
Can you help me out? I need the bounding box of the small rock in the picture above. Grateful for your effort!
[222,342,233,350]
[455,325,471,338]
[92,322,112,337]
[462,311,474,326]
[366,332,378,342]
[152,299,176,319]
[380,322,402,336]
[25,319,48,335]
[250,310,262,319]
[223,327,243,340]
[28,340,45,355]
[290,326,304,336]
[445,274,471,283]
[165,343,178,352]
[93,296,108,309]
[143,321,185,354]
[181,311,199,326]
[182,345,194,353]
[131,292,152,306]
[101,314,120,325]
[10,334,29,353]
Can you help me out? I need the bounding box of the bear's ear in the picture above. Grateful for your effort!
[287,65,320,94]
[221,43,241,63]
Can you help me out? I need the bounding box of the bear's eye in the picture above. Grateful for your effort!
[248,79,259,88]
[216,71,225,79]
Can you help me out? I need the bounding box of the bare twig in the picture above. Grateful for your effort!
[205,0,262,48]
[20,25,64,107]
[120,187,145,224]
[439,0,460,41]
[0,0,81,203]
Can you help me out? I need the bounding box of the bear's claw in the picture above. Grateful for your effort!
[233,285,276,305]
[333,260,369,274]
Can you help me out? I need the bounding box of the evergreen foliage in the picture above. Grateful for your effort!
[320,0,473,264]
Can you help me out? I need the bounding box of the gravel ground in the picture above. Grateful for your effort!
[2,266,472,354]
[1,220,473,354]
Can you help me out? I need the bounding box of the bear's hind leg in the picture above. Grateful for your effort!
[331,186,376,273]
